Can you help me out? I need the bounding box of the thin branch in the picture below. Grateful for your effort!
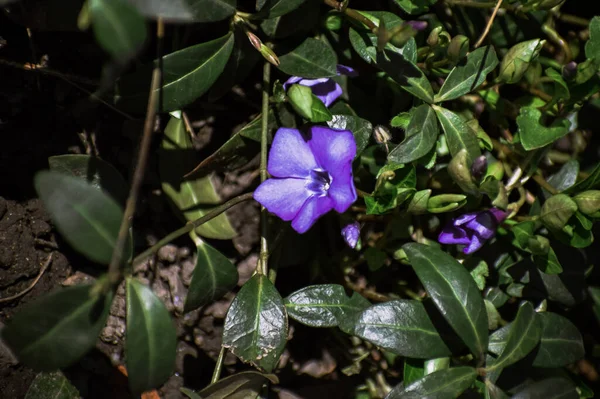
[474,0,504,48]
[533,174,558,195]
[259,60,271,277]
[0,254,52,303]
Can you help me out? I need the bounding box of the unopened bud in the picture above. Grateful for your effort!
[447,35,469,63]
[498,39,545,84]
[260,44,280,66]
[246,31,262,51]
[373,125,391,144]
[573,190,600,216]
[341,221,360,249]
[470,155,488,181]
[427,26,443,47]
[427,194,467,213]
[562,61,577,80]
[325,13,342,31]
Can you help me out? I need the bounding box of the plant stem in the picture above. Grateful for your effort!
[258,60,271,277]
[132,192,254,266]
[474,0,504,48]
[107,19,163,286]
[533,173,558,195]
[444,0,515,11]
[211,346,227,383]
[323,0,378,32]
[555,12,589,27]
[542,22,573,63]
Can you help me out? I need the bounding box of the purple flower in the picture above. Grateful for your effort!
[342,221,360,249]
[438,208,507,254]
[283,65,358,107]
[254,126,357,233]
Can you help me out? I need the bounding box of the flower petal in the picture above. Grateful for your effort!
[310,80,342,107]
[282,76,302,90]
[267,128,318,178]
[489,208,508,224]
[337,64,358,77]
[254,178,311,221]
[328,162,357,212]
[438,226,471,245]
[463,234,485,254]
[291,195,334,233]
[453,212,479,226]
[465,212,497,240]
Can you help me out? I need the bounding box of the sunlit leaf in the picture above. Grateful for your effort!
[386,367,477,399]
[517,107,571,150]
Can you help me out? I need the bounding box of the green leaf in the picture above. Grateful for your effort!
[287,84,333,122]
[488,302,542,371]
[388,104,439,164]
[260,0,319,38]
[126,278,177,395]
[547,160,579,194]
[89,0,146,61]
[159,114,236,239]
[435,46,498,103]
[277,38,337,78]
[533,246,563,275]
[393,0,437,14]
[403,358,425,386]
[187,371,279,399]
[563,162,600,195]
[432,105,481,163]
[327,114,373,156]
[284,284,369,328]
[512,377,579,399]
[585,16,600,62]
[48,154,129,205]
[2,285,113,371]
[25,371,80,399]
[349,300,452,358]
[348,11,406,63]
[126,0,236,23]
[540,194,578,232]
[34,170,129,265]
[386,367,477,399]
[517,107,572,150]
[377,49,434,103]
[260,0,305,18]
[184,238,238,312]
[116,33,234,112]
[403,243,488,360]
[223,274,287,372]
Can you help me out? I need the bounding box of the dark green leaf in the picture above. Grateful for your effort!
[25,371,80,399]
[277,38,337,78]
[433,105,481,163]
[388,104,439,164]
[386,367,477,399]
[184,239,238,312]
[126,0,236,23]
[89,0,146,61]
[223,274,287,372]
[539,194,578,232]
[260,0,305,18]
[563,162,600,195]
[349,300,452,358]
[488,302,541,371]
[435,46,499,103]
[284,284,369,328]
[2,285,113,371]
[546,68,570,101]
[159,114,236,239]
[48,154,129,205]
[517,107,572,150]
[190,371,279,399]
[403,243,488,360]
[260,0,319,38]
[377,50,434,103]
[327,114,373,155]
[126,278,177,395]
[34,170,129,265]
[585,16,600,62]
[533,246,563,275]
[403,359,425,387]
[512,377,578,399]
[116,33,234,112]
[348,11,406,63]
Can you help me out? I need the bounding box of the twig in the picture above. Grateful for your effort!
[107,20,163,285]
[474,0,504,48]
[0,254,52,303]
[533,174,558,195]
[132,192,254,266]
[259,60,271,278]
[555,12,589,27]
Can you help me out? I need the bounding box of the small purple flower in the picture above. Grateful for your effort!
[283,65,358,107]
[254,126,357,234]
[342,221,360,249]
[438,208,507,254]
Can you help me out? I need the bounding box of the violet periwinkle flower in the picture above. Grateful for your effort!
[438,208,507,254]
[254,126,357,234]
[342,221,360,249]
[283,65,358,108]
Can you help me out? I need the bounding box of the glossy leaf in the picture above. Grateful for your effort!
[34,170,129,265]
[435,46,498,103]
[184,238,238,312]
[350,300,452,358]
[126,278,177,395]
[89,0,146,61]
[511,377,578,399]
[327,114,373,156]
[277,38,337,78]
[284,284,369,328]
[377,49,434,103]
[25,371,80,399]
[260,0,305,18]
[48,154,129,205]
[389,104,439,164]
[386,367,477,399]
[403,358,425,386]
[126,0,236,22]
[223,274,287,372]
[488,302,541,371]
[547,160,579,194]
[403,243,488,360]
[116,33,234,112]
[159,114,236,239]
[2,285,113,371]
[186,371,279,399]
[517,107,572,150]
[433,105,481,163]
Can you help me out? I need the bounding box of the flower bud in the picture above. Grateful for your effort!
[470,155,488,182]
[447,35,469,64]
[341,221,360,249]
[498,39,545,84]
[427,194,467,213]
[247,31,280,66]
[325,13,342,31]
[562,61,578,80]
[373,125,391,144]
[427,26,443,47]
[573,190,600,217]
